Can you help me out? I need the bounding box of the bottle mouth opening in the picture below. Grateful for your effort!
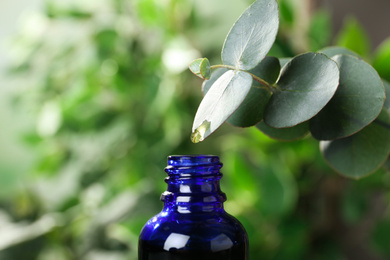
[165,155,222,176]
[167,155,220,167]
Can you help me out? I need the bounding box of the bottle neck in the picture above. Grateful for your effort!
[161,155,227,214]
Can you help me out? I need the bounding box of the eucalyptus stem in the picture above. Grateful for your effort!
[210,64,274,92]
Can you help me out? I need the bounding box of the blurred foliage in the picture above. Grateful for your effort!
[335,16,371,57]
[1,0,389,259]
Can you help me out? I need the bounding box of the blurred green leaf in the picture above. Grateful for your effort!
[135,0,165,26]
[309,9,332,51]
[342,185,369,224]
[373,218,390,258]
[45,2,93,19]
[274,218,308,260]
[336,17,371,57]
[278,0,294,26]
[223,152,259,209]
[373,38,390,82]
[94,29,119,59]
[258,160,297,217]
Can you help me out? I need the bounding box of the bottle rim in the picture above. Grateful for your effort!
[167,155,220,167]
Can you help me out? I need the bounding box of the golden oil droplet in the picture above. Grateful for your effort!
[191,120,210,143]
[191,130,202,143]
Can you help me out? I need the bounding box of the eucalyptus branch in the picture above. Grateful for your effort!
[190,0,389,178]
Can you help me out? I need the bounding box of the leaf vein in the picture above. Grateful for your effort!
[237,24,256,68]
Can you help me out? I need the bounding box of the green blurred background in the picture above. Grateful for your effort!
[0,0,390,259]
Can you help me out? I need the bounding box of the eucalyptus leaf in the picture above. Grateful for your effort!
[320,109,390,179]
[191,70,253,143]
[264,52,339,128]
[318,46,360,58]
[310,54,385,140]
[256,121,309,141]
[189,58,211,79]
[222,0,279,70]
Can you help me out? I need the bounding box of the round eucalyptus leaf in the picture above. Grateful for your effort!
[310,55,385,140]
[189,58,210,79]
[320,109,390,179]
[189,58,202,73]
[200,58,211,79]
[222,0,279,70]
[192,70,253,143]
[264,52,340,128]
[318,46,360,58]
[256,121,309,141]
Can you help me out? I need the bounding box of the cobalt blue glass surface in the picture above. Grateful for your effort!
[138,155,248,260]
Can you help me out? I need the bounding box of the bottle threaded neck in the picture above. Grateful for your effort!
[162,155,226,213]
[165,155,222,176]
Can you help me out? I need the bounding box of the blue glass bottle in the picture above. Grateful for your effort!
[138,155,248,260]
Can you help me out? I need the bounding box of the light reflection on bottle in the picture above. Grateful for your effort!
[163,233,191,251]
